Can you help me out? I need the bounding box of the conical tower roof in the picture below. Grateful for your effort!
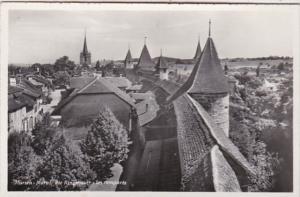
[168,37,229,102]
[188,37,229,94]
[125,49,132,61]
[156,55,168,69]
[137,44,156,70]
[193,40,202,60]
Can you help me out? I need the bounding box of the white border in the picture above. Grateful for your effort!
[0,2,299,197]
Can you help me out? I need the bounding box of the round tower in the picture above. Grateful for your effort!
[189,92,229,136]
[124,47,134,69]
[156,49,169,81]
[168,20,229,135]
[188,20,229,135]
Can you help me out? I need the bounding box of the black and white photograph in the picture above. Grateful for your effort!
[1,1,299,195]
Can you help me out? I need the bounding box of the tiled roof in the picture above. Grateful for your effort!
[187,94,255,176]
[70,77,95,89]
[173,94,216,180]
[173,93,255,186]
[104,77,132,88]
[18,94,36,109]
[188,37,229,94]
[79,78,111,94]
[18,79,42,98]
[53,77,136,115]
[31,75,52,86]
[136,44,156,70]
[8,96,26,113]
[97,78,135,105]
[168,37,229,102]
[8,86,23,95]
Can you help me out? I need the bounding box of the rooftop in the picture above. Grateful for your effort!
[136,44,156,71]
[53,77,136,115]
[8,96,26,113]
[168,37,229,102]
[125,49,132,62]
[104,77,132,89]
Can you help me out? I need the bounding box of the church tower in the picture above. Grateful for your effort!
[155,49,169,80]
[168,20,229,136]
[80,31,91,67]
[124,46,134,69]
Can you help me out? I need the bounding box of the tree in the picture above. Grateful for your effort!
[247,141,281,192]
[277,62,285,72]
[95,60,101,71]
[53,71,70,87]
[54,56,76,73]
[31,113,58,155]
[8,115,96,191]
[34,134,96,191]
[230,76,282,192]
[8,131,41,191]
[31,63,41,73]
[80,107,129,181]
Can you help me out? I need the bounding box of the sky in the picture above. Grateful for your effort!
[9,9,294,64]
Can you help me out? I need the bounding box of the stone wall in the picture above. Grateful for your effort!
[189,93,229,136]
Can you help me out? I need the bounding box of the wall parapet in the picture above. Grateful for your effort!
[187,94,255,176]
[211,145,241,192]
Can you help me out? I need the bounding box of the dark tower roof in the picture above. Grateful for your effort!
[168,25,229,102]
[136,43,156,70]
[125,49,132,61]
[156,50,168,70]
[193,39,202,60]
[187,37,229,94]
[82,33,88,54]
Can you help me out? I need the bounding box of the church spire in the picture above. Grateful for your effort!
[83,30,88,54]
[80,29,91,66]
[209,19,211,37]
